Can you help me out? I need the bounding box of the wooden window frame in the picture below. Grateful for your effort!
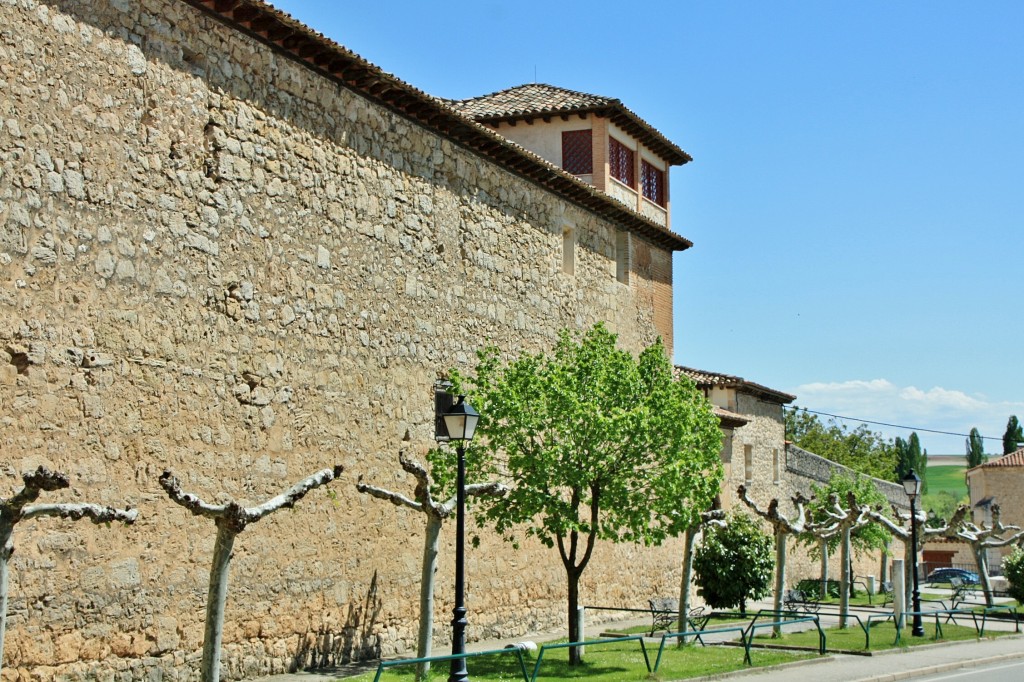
[641,159,665,206]
[609,136,635,188]
[561,129,593,175]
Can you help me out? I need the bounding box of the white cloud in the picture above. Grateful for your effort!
[789,379,1024,456]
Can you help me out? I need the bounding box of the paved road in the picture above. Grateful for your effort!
[907,659,1024,682]
[734,634,1024,682]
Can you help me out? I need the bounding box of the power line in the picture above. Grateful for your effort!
[787,406,1002,442]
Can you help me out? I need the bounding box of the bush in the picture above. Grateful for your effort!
[693,512,774,614]
[1002,547,1024,603]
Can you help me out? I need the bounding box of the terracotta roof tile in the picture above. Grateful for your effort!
[676,366,796,404]
[451,83,615,119]
[975,448,1024,469]
[449,83,692,166]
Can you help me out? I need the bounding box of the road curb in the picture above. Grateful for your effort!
[852,651,1024,682]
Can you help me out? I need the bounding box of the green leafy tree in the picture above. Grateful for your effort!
[692,512,773,614]
[1001,547,1024,604]
[966,427,987,468]
[785,409,896,480]
[1003,416,1024,455]
[453,324,723,663]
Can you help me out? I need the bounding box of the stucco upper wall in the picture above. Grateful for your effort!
[0,0,680,679]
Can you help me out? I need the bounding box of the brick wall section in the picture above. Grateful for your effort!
[0,1,685,679]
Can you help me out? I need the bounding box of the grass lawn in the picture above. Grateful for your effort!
[924,464,967,499]
[345,638,814,681]
[758,621,1013,652]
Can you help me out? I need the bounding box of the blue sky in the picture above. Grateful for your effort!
[269,1,1022,455]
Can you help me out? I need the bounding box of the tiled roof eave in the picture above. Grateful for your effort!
[180,0,692,252]
[676,365,797,405]
[473,106,691,167]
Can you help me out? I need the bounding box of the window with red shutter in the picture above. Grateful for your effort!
[609,137,635,187]
[641,160,665,206]
[561,130,593,175]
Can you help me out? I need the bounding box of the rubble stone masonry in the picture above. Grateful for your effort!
[0,1,680,679]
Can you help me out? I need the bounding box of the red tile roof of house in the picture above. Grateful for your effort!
[970,448,1024,471]
[449,83,692,166]
[180,1,692,251]
[676,366,796,404]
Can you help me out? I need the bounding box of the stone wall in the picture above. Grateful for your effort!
[0,1,685,679]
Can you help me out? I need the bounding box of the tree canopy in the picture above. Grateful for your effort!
[1003,416,1024,455]
[692,512,774,614]
[895,433,927,492]
[452,323,723,660]
[784,408,896,480]
[966,427,986,468]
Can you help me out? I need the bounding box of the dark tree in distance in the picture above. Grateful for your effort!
[1003,416,1024,455]
[896,433,927,493]
[966,427,987,468]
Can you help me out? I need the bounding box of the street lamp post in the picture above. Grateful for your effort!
[442,396,480,682]
[902,470,925,637]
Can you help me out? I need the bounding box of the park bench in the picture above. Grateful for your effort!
[947,576,976,610]
[647,598,707,636]
[782,588,820,614]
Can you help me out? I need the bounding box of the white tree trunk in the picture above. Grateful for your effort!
[0,542,11,672]
[416,515,442,680]
[820,539,829,599]
[972,546,994,607]
[202,524,237,682]
[773,529,787,636]
[839,527,852,628]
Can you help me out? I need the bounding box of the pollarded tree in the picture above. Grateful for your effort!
[160,466,342,682]
[806,491,873,628]
[1,467,138,674]
[801,474,891,602]
[356,451,507,680]
[868,504,968,612]
[948,504,1024,606]
[1003,416,1024,455]
[692,511,774,615]
[453,324,723,664]
[966,427,987,468]
[737,486,807,635]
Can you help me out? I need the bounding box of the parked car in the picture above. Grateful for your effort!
[925,567,980,585]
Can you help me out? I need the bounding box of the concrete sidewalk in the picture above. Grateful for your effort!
[734,633,1024,682]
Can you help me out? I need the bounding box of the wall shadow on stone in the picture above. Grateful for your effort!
[290,571,383,671]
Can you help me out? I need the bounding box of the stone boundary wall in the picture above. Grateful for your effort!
[0,1,684,679]
[786,444,908,509]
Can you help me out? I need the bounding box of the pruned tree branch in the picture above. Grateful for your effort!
[160,466,343,532]
[357,483,423,512]
[21,503,138,525]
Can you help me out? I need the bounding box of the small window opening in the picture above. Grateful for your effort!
[562,227,575,275]
[615,230,630,284]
